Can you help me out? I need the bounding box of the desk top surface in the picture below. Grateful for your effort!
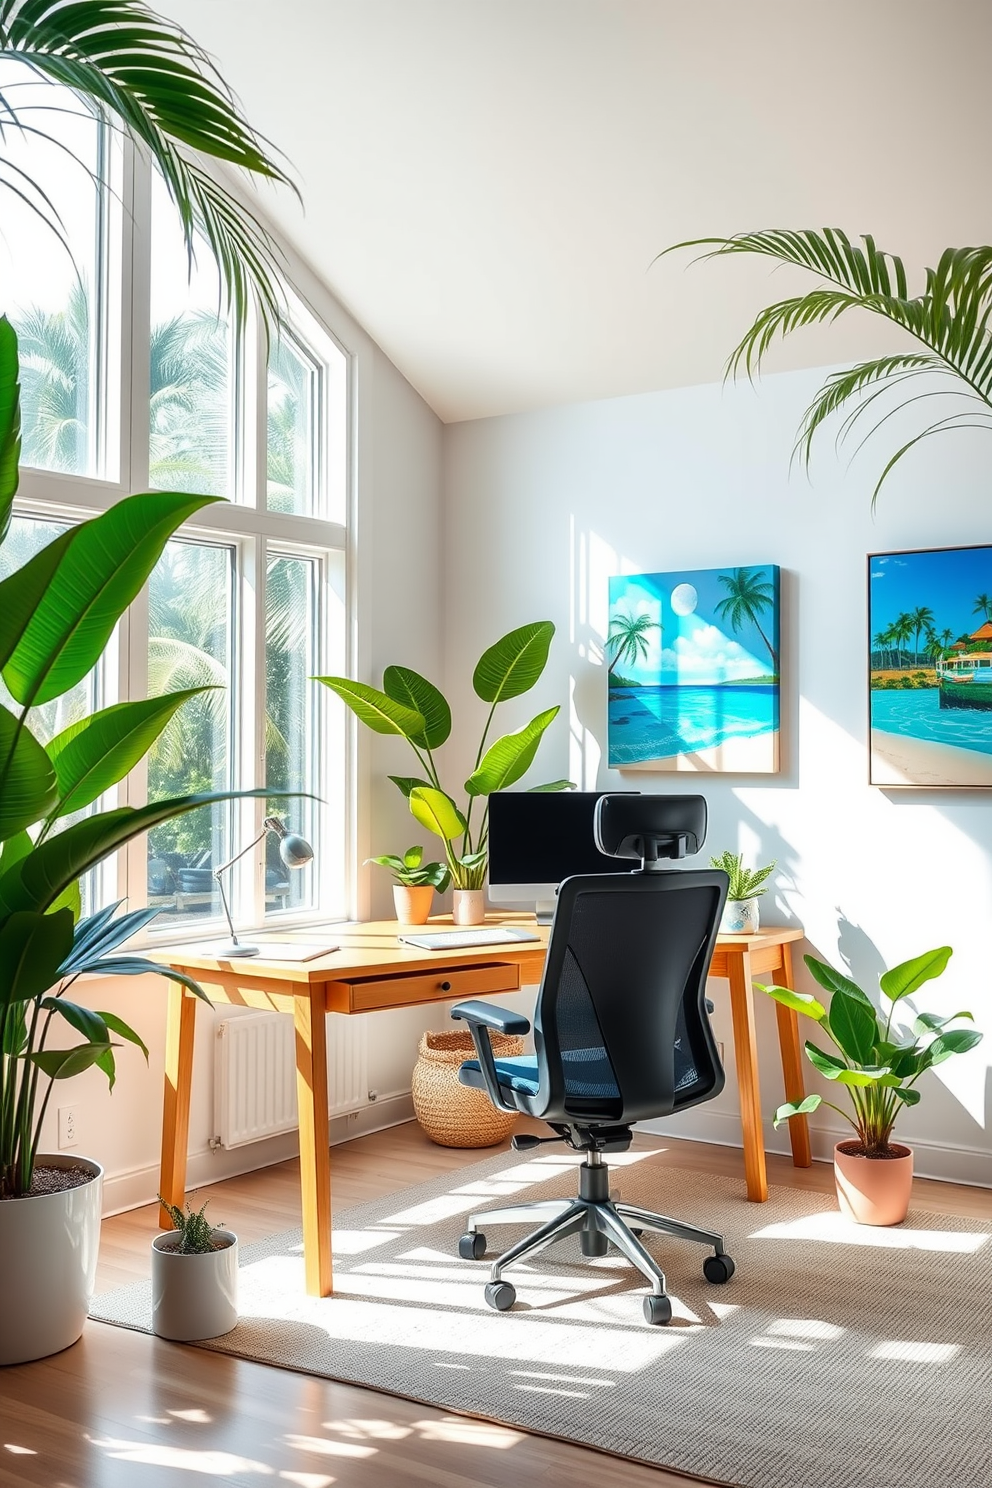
[154,914,804,986]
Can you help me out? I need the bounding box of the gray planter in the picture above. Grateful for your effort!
[0,1154,103,1366]
[151,1229,238,1340]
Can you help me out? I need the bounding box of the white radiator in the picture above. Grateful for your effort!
[214,1012,369,1150]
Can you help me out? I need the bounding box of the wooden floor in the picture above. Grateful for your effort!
[1,1123,987,1488]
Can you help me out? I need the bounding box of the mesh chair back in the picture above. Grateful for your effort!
[532,869,727,1125]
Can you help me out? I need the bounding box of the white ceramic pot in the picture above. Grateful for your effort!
[151,1229,239,1341]
[0,1154,103,1365]
[452,888,485,925]
[393,884,434,925]
[721,897,760,934]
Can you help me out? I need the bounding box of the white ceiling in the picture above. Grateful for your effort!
[163,0,991,423]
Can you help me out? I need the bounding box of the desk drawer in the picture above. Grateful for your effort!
[341,962,520,1013]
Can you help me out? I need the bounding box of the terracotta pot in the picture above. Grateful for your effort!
[833,1141,913,1226]
[151,1229,238,1340]
[0,1154,103,1365]
[452,888,485,925]
[393,884,434,925]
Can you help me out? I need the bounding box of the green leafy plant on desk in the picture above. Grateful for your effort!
[757,945,982,1155]
[367,845,450,890]
[318,624,573,890]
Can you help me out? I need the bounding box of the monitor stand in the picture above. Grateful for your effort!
[535,898,556,924]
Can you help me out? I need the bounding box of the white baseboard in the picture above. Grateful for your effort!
[101,1092,416,1217]
[640,1110,992,1190]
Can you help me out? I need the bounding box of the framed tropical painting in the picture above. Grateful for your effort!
[869,544,992,787]
[607,565,780,773]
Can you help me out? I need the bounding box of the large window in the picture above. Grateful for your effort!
[7,75,351,936]
[0,62,108,477]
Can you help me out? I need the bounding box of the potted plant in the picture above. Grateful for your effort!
[709,850,775,934]
[152,1197,238,1341]
[319,625,573,925]
[0,324,286,1364]
[367,845,450,924]
[758,945,982,1225]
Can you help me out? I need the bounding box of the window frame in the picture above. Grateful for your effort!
[8,126,355,944]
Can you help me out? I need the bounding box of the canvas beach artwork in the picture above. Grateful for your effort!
[607,565,780,773]
[869,545,992,787]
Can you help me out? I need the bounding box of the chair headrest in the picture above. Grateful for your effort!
[594,793,707,866]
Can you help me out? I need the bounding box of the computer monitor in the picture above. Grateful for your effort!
[487,790,637,921]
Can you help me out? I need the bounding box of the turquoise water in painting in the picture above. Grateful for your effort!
[608,684,778,765]
[871,689,992,756]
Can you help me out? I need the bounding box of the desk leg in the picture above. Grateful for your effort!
[772,943,813,1169]
[295,988,333,1297]
[159,984,196,1229]
[726,948,768,1202]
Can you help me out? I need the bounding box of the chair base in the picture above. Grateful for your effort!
[459,1152,734,1323]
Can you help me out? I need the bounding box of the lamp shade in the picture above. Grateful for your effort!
[279,832,313,869]
[263,815,313,869]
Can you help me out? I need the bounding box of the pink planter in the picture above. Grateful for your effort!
[833,1141,913,1226]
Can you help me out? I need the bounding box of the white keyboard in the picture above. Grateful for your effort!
[397,926,540,950]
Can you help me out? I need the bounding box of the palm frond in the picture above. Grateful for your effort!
[0,0,295,330]
[663,228,992,501]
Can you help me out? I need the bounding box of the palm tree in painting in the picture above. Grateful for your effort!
[972,593,992,623]
[908,605,935,667]
[606,608,660,680]
[873,628,897,670]
[887,612,911,668]
[715,569,778,674]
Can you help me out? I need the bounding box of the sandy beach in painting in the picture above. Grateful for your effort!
[871,728,992,786]
[620,731,777,774]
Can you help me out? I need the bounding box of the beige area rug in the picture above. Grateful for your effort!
[91,1147,992,1488]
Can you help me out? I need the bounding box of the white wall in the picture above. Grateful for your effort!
[442,369,992,1189]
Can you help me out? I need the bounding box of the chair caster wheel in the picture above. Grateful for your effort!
[643,1293,672,1326]
[458,1232,486,1260]
[485,1281,516,1312]
[703,1253,735,1284]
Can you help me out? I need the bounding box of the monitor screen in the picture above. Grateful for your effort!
[487,790,635,917]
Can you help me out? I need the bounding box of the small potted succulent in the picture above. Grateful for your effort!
[710,850,775,934]
[758,945,982,1225]
[152,1197,238,1341]
[367,846,450,924]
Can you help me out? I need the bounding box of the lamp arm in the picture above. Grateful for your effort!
[212,826,269,878]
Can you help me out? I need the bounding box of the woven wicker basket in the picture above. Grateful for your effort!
[412,1028,524,1148]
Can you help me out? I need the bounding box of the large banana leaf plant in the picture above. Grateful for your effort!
[318,624,573,891]
[0,317,275,1199]
[663,229,992,505]
[0,0,292,329]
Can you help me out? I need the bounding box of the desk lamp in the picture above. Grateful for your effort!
[213,815,313,957]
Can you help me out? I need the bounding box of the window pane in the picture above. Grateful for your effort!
[0,515,103,912]
[149,172,233,496]
[267,330,318,515]
[146,539,235,924]
[0,62,103,476]
[265,553,317,914]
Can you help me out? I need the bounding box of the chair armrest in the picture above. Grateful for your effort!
[450,1000,530,1114]
[451,1000,531,1036]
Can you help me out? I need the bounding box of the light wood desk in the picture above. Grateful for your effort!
[156,917,809,1296]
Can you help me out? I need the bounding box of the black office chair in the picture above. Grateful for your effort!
[451,793,735,1325]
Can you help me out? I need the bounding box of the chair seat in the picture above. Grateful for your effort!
[460,1038,703,1107]
[460,1047,623,1100]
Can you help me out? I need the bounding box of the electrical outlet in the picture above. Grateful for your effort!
[58,1106,78,1149]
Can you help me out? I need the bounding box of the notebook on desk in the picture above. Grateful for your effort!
[397,926,541,951]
